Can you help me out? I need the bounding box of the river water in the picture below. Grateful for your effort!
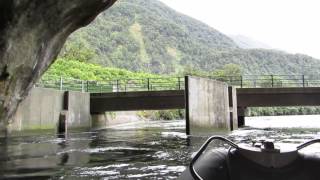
[1,115,320,179]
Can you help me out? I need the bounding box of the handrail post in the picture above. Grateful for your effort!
[60,76,63,91]
[86,81,89,92]
[147,78,150,91]
[81,80,84,92]
[302,75,305,87]
[116,80,119,92]
[240,76,243,88]
[271,75,274,87]
[178,77,181,90]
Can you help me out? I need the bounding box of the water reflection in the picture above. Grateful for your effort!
[0,118,320,179]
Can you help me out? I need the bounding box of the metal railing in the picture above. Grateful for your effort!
[210,74,320,88]
[36,75,184,93]
[35,74,320,93]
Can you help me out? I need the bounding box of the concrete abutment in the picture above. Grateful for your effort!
[7,88,91,135]
[185,76,238,135]
[91,111,142,130]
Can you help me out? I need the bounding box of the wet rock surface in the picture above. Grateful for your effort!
[0,0,117,132]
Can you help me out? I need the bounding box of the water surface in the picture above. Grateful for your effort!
[1,116,320,179]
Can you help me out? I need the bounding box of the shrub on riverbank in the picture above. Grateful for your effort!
[248,106,320,116]
[44,58,162,80]
[138,110,185,120]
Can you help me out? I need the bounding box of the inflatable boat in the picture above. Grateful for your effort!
[179,136,320,180]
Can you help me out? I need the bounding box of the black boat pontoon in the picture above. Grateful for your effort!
[179,136,320,180]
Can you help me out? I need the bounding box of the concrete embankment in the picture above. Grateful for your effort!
[9,88,91,133]
[0,87,144,136]
[92,111,144,130]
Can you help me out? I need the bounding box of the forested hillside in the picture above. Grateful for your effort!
[61,0,320,76]
[45,59,162,81]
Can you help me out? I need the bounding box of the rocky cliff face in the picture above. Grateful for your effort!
[0,0,117,135]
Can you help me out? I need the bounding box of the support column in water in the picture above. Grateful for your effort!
[0,122,7,137]
[238,107,247,127]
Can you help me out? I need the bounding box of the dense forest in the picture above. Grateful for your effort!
[48,0,320,117]
[61,0,320,76]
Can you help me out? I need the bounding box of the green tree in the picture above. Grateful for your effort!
[221,63,242,76]
[60,40,97,62]
[211,64,242,85]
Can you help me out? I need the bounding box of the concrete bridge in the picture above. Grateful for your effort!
[8,75,320,136]
[91,87,320,112]
[90,81,320,134]
[236,87,320,126]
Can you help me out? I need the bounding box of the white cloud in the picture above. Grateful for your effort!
[159,0,320,59]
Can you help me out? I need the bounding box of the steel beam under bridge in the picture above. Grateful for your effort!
[237,87,320,107]
[90,90,185,113]
[91,87,320,114]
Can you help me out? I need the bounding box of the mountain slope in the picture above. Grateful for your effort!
[63,0,320,75]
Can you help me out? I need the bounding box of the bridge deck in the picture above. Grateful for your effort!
[90,90,185,113]
[90,87,320,113]
[237,87,320,107]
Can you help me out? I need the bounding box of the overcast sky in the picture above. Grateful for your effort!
[159,0,320,59]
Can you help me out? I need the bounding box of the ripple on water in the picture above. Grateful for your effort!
[127,173,159,178]
[79,170,120,177]
[161,132,187,139]
[153,151,170,159]
[74,164,130,178]
[2,118,320,179]
[57,146,152,155]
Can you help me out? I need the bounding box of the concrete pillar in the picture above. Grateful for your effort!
[58,111,68,134]
[237,107,246,127]
[91,114,108,130]
[229,86,238,130]
[185,76,231,135]
[185,76,190,135]
[66,91,91,129]
[0,122,7,137]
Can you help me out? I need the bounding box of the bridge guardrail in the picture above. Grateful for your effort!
[209,75,320,88]
[36,75,184,93]
[35,74,320,93]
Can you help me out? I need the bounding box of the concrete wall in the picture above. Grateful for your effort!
[91,111,142,130]
[10,88,90,132]
[11,88,65,131]
[66,91,91,129]
[186,76,233,135]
